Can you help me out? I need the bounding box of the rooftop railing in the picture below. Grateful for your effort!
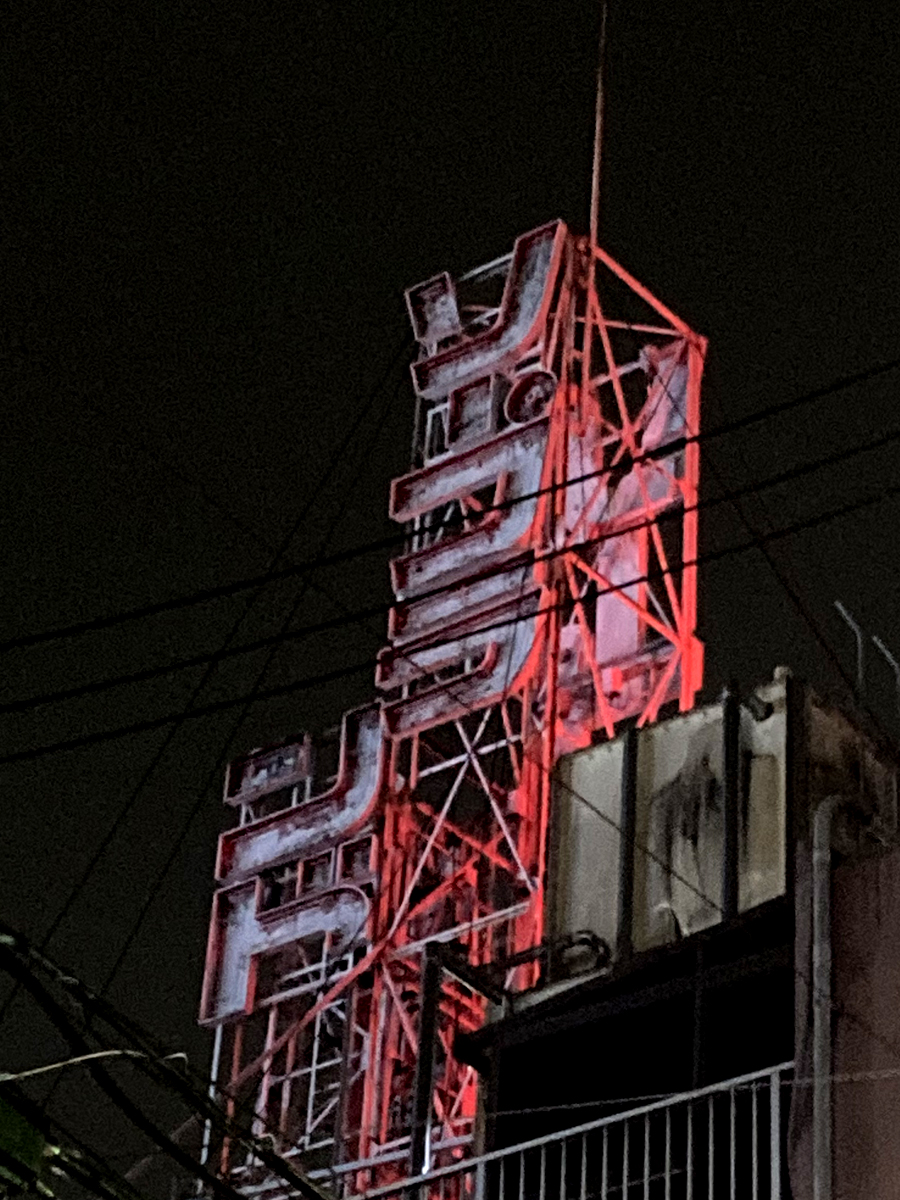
[341,1062,793,1200]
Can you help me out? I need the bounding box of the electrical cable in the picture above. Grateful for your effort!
[487,1064,900,1118]
[11,336,900,1176]
[8,346,900,725]
[30,370,408,1174]
[10,602,887,1183]
[0,334,411,1042]
[95,369,404,1003]
[217,322,900,1109]
[0,1084,140,1200]
[4,350,898,660]
[31,360,406,1142]
[4,473,900,771]
[14,896,900,1200]
[642,316,900,752]
[89,322,662,1165]
[0,576,878,1164]
[37,362,900,1190]
[0,938,249,1200]
[40,1105,155,1200]
[1,400,892,719]
[55,321,662,1148]
[0,923,332,1200]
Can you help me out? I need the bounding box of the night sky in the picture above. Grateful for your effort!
[3,0,900,1177]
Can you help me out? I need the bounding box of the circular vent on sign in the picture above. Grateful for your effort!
[504,370,557,423]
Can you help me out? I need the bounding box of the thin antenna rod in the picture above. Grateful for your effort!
[590,0,609,249]
[872,634,900,726]
[835,599,865,699]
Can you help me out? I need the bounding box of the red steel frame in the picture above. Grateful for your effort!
[199,222,705,1196]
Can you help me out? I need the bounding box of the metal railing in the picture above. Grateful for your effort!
[346,1063,793,1200]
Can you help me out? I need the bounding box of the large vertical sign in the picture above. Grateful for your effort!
[199,223,705,1194]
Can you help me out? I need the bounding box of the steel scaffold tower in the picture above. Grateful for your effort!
[200,221,705,1195]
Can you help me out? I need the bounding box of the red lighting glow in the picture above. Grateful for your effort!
[200,222,705,1191]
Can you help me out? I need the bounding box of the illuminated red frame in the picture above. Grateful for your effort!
[200,223,705,1194]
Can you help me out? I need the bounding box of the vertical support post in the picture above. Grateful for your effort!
[197,1022,223,1189]
[722,682,741,921]
[475,1158,487,1200]
[729,1083,736,1200]
[481,1046,502,1156]
[812,798,840,1200]
[333,992,355,1165]
[410,944,442,1176]
[679,337,705,710]
[834,601,865,700]
[769,1068,782,1200]
[221,1022,243,1177]
[872,636,900,828]
[617,725,638,964]
[691,942,704,1090]
[872,633,900,726]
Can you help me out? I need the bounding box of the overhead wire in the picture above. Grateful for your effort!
[35,1100,155,1200]
[0,938,248,1200]
[6,13,893,1167]
[210,300,900,1107]
[7,362,900,1113]
[1,350,897,660]
[11,316,900,1174]
[31,362,408,1173]
[643,314,900,748]
[11,454,888,1181]
[0,332,411,1038]
[77,285,706,1162]
[487,1064,900,1119]
[31,354,407,1133]
[95,362,405,1002]
[7,352,900,724]
[0,1084,141,1200]
[36,303,664,1143]
[15,362,413,1154]
[4,470,900,771]
[0,920,333,1200]
[10,889,900,1200]
[42,238,900,1200]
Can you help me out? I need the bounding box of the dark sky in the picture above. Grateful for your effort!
[3,0,900,1178]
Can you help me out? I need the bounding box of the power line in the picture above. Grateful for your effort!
[652,331,900,753]
[3,472,900,771]
[56,360,900,1177]
[5,415,900,720]
[0,1086,154,1200]
[96,371,404,1000]
[14,343,900,1166]
[0,937,248,1200]
[16,353,408,1129]
[4,350,898,660]
[19,545,886,1179]
[487,1065,900,1118]
[195,486,900,1098]
[0,923,331,1200]
[0,335,410,1044]
[33,356,408,1132]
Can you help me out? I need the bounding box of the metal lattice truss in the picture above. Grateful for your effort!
[200,222,705,1194]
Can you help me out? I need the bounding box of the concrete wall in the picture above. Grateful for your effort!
[832,846,900,1200]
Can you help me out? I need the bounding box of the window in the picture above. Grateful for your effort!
[259,863,299,912]
[255,935,327,1001]
[340,838,373,881]
[300,852,333,894]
